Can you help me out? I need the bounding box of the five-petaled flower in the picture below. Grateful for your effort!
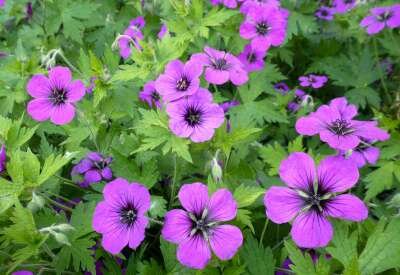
[191,46,248,86]
[93,178,151,254]
[296,97,390,150]
[298,74,328,89]
[239,5,288,51]
[333,0,357,14]
[315,6,335,21]
[237,44,267,72]
[162,182,243,269]
[264,152,368,248]
[71,152,113,188]
[166,88,225,143]
[155,59,203,103]
[360,5,400,35]
[27,66,85,125]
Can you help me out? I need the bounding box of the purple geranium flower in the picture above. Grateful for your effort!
[333,0,357,14]
[71,152,113,188]
[158,24,168,39]
[296,97,390,150]
[139,80,162,108]
[239,0,280,14]
[264,152,368,248]
[239,6,288,51]
[315,6,335,21]
[155,59,202,103]
[274,82,290,94]
[237,44,267,72]
[298,74,328,89]
[118,17,145,60]
[191,46,248,86]
[339,139,380,168]
[287,89,307,112]
[0,0,5,8]
[26,66,85,125]
[92,178,150,254]
[0,145,6,173]
[162,182,243,269]
[220,100,240,113]
[360,5,400,35]
[210,0,238,9]
[166,88,225,143]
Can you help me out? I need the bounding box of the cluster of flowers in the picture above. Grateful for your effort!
[315,1,400,36]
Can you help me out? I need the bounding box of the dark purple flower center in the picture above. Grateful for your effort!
[184,106,203,126]
[247,53,257,63]
[298,185,331,213]
[256,22,271,36]
[212,58,229,71]
[320,9,329,16]
[50,88,68,105]
[151,91,160,101]
[188,209,216,238]
[344,0,354,3]
[119,204,137,226]
[176,77,190,91]
[329,119,354,136]
[93,159,108,170]
[377,11,393,22]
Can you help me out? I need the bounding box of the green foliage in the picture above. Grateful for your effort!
[240,233,275,275]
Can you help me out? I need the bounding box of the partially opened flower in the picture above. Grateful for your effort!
[239,0,280,14]
[239,6,288,51]
[210,0,238,9]
[274,82,290,94]
[315,6,335,21]
[296,97,390,150]
[264,152,368,248]
[162,182,243,269]
[118,17,145,59]
[333,0,357,14]
[93,178,150,254]
[339,139,380,168]
[155,59,202,102]
[191,46,248,85]
[166,88,225,143]
[12,271,33,275]
[158,24,168,39]
[220,100,240,113]
[139,80,162,108]
[71,152,113,188]
[0,145,6,173]
[287,89,307,112]
[27,66,85,125]
[360,5,400,35]
[298,74,328,89]
[237,44,267,72]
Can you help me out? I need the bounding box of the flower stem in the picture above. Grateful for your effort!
[58,50,84,77]
[45,191,78,206]
[372,38,391,103]
[259,218,269,246]
[147,217,164,225]
[78,110,100,152]
[168,155,178,208]
[54,175,81,189]
[41,193,73,212]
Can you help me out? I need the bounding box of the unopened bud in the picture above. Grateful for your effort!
[52,232,71,246]
[27,192,45,212]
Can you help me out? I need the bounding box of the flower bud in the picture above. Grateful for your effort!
[27,192,45,212]
[211,158,222,183]
[52,232,71,246]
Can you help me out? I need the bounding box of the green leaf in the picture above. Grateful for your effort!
[234,184,265,208]
[236,209,255,233]
[326,221,358,267]
[359,218,400,274]
[345,87,380,109]
[240,233,275,275]
[364,162,396,201]
[214,127,261,157]
[0,178,23,213]
[284,240,317,275]
[149,196,167,218]
[37,153,75,185]
[259,142,287,176]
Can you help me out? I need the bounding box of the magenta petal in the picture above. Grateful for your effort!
[50,103,75,125]
[101,167,113,180]
[317,156,359,193]
[48,66,72,88]
[279,152,316,190]
[162,209,192,243]
[291,211,333,248]
[205,68,230,85]
[84,170,102,183]
[72,159,92,174]
[92,201,112,233]
[209,225,243,260]
[362,147,380,165]
[190,126,215,143]
[178,183,209,215]
[208,189,237,222]
[103,178,130,203]
[295,115,323,136]
[128,216,148,249]
[27,75,51,98]
[66,80,86,102]
[177,235,212,269]
[319,130,360,150]
[128,183,151,213]
[264,186,303,224]
[27,98,52,121]
[325,194,368,221]
[101,226,129,254]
